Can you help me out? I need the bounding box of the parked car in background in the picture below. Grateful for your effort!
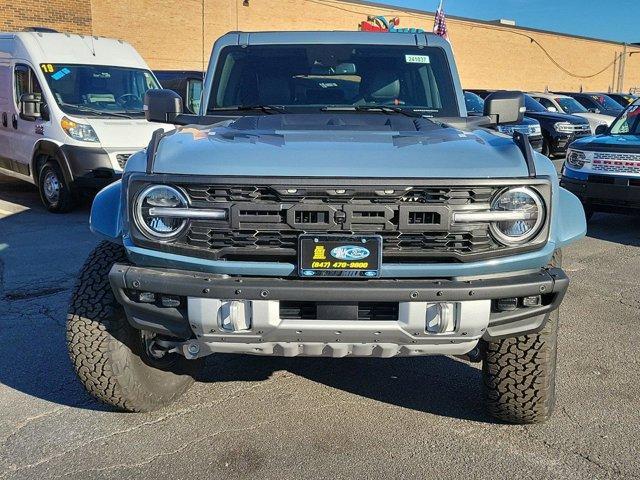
[529,92,612,133]
[606,93,638,108]
[0,29,170,212]
[464,90,543,152]
[554,92,623,118]
[522,94,591,160]
[154,70,203,114]
[561,99,640,220]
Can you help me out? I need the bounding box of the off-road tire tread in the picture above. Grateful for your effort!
[66,241,195,412]
[482,250,561,424]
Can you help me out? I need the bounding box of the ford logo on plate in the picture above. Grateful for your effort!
[330,245,371,261]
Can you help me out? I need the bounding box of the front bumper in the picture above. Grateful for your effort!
[561,175,640,212]
[109,264,568,358]
[60,145,120,190]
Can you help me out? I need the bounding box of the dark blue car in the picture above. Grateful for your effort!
[561,99,640,219]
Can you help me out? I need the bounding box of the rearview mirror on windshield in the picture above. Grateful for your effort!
[483,91,525,125]
[144,89,183,123]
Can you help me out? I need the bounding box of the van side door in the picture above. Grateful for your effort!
[11,63,51,178]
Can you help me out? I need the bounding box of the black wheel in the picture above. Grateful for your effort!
[481,250,562,424]
[541,139,550,157]
[67,241,201,412]
[38,160,75,213]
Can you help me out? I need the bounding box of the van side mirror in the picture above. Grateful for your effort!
[483,91,525,125]
[144,89,183,123]
[19,93,42,121]
[588,108,600,114]
[595,124,608,135]
[547,106,558,112]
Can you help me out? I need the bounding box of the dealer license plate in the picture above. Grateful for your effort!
[298,235,382,278]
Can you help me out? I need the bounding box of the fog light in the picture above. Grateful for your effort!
[161,295,181,308]
[523,295,542,307]
[218,300,252,332]
[139,292,156,303]
[426,303,455,334]
[496,297,518,311]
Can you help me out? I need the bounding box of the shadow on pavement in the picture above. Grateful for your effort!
[586,212,640,246]
[201,353,492,423]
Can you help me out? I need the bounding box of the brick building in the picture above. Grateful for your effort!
[3,0,640,93]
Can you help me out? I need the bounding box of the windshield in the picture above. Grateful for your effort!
[208,44,459,117]
[588,94,623,111]
[524,95,547,113]
[39,64,160,117]
[556,97,587,114]
[610,103,640,135]
[464,91,484,114]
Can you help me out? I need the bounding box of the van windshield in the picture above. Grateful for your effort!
[39,64,160,117]
[207,44,459,117]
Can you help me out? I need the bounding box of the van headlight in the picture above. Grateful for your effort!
[60,116,100,142]
[134,185,188,241]
[490,187,545,245]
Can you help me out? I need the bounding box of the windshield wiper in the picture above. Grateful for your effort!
[59,102,132,119]
[209,105,286,115]
[320,105,422,118]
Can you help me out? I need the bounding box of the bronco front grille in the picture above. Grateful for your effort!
[167,183,500,263]
[129,178,551,265]
[592,152,640,174]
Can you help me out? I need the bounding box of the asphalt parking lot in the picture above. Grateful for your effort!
[0,174,639,480]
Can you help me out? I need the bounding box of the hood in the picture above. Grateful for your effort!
[572,112,613,125]
[150,114,532,178]
[525,111,588,124]
[571,134,640,152]
[80,117,173,150]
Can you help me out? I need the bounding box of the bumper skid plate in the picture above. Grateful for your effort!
[109,264,569,358]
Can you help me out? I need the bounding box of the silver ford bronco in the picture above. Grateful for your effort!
[67,31,586,423]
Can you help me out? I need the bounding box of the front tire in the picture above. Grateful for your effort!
[67,241,200,412]
[38,160,75,213]
[481,250,562,424]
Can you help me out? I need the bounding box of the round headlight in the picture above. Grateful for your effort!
[134,185,188,240]
[490,187,545,245]
[566,149,587,169]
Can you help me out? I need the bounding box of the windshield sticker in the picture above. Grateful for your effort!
[405,54,430,64]
[51,68,71,80]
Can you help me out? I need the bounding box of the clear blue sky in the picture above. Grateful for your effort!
[379,0,638,43]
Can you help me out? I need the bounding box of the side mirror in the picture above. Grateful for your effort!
[595,124,608,135]
[547,106,558,112]
[483,91,525,125]
[588,108,600,114]
[19,93,42,121]
[144,89,183,123]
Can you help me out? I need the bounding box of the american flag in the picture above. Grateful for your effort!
[433,0,449,41]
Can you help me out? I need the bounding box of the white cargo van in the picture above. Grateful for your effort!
[0,29,171,212]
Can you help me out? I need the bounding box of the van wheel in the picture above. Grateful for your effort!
[67,241,201,412]
[38,160,75,213]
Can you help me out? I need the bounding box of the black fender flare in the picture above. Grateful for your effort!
[30,140,74,186]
